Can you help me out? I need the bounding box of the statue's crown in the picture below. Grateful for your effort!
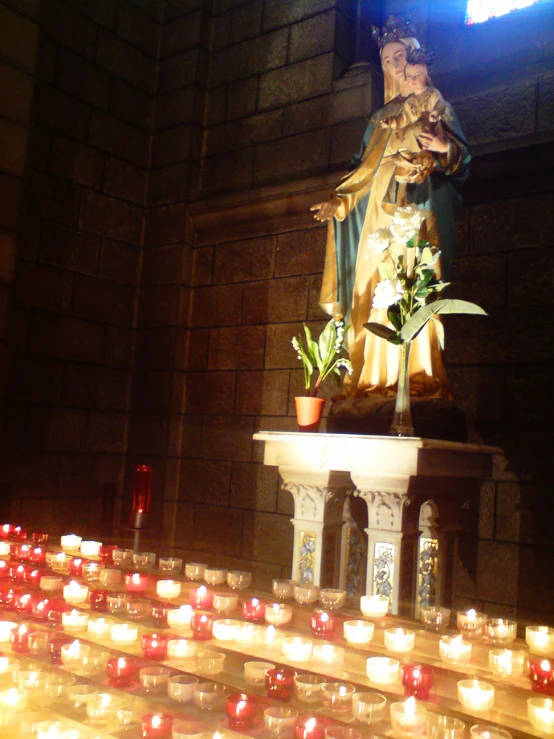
[406,46,434,70]
[371,15,417,49]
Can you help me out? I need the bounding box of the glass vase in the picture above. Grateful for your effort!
[390,343,414,437]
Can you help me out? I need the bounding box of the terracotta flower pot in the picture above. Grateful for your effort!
[295,397,325,432]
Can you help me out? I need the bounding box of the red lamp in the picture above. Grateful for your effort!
[130,464,153,529]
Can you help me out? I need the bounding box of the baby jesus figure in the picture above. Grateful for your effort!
[380,47,446,184]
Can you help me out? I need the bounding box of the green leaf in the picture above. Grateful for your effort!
[420,247,434,265]
[303,324,322,370]
[317,319,335,367]
[415,286,430,299]
[387,308,402,331]
[377,262,395,281]
[364,322,400,342]
[431,316,445,350]
[400,299,487,343]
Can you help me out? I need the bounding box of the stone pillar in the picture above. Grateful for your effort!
[339,495,366,601]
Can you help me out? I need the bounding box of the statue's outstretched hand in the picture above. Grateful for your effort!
[310,197,341,222]
[418,131,448,153]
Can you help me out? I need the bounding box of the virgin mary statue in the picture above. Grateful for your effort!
[312,17,471,398]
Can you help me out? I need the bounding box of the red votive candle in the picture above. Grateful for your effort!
[401,664,434,700]
[0,524,11,538]
[99,545,118,564]
[294,717,327,739]
[9,564,26,582]
[310,610,337,639]
[49,635,73,665]
[225,693,257,730]
[23,567,41,585]
[30,547,46,565]
[266,667,296,702]
[31,532,49,546]
[14,591,33,614]
[32,596,51,620]
[89,589,108,611]
[142,633,169,660]
[0,561,8,578]
[106,656,138,687]
[13,527,27,541]
[151,603,169,628]
[68,557,86,577]
[529,658,554,695]
[242,598,266,623]
[10,623,34,653]
[189,585,214,610]
[47,598,71,628]
[0,585,17,609]
[16,544,31,561]
[125,572,150,593]
[190,612,214,640]
[141,713,173,739]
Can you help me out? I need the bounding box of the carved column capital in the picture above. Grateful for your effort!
[354,489,408,532]
[283,482,354,523]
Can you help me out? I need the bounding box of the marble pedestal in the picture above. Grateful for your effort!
[253,432,500,615]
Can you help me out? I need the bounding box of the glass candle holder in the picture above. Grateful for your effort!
[159,557,183,575]
[385,627,416,653]
[402,665,434,700]
[267,667,296,702]
[168,674,198,702]
[151,602,169,628]
[107,592,131,615]
[98,544,117,564]
[325,728,361,739]
[237,623,263,645]
[226,693,258,731]
[457,609,488,639]
[193,681,226,712]
[66,684,99,707]
[420,606,451,632]
[0,687,28,712]
[60,534,82,551]
[321,683,355,713]
[80,540,101,557]
[426,714,466,739]
[343,619,374,645]
[439,635,472,663]
[112,548,134,567]
[110,623,139,646]
[40,576,63,593]
[213,592,239,613]
[44,673,75,700]
[310,610,337,639]
[87,617,114,638]
[470,725,512,739]
[185,562,207,580]
[50,552,71,574]
[0,620,16,642]
[190,613,214,640]
[10,624,33,653]
[457,680,495,711]
[528,657,554,694]
[273,578,294,600]
[167,638,196,662]
[141,713,173,739]
[89,589,108,612]
[86,693,124,724]
[82,562,104,584]
[106,656,138,687]
[488,649,525,680]
[63,581,88,604]
[528,696,554,734]
[167,605,193,630]
[244,660,275,686]
[68,558,85,577]
[360,594,389,618]
[293,583,319,605]
[156,579,181,599]
[390,697,427,737]
[319,589,346,611]
[99,568,122,588]
[313,644,345,670]
[242,597,266,623]
[28,631,50,656]
[294,717,327,739]
[133,551,156,571]
[527,625,554,656]
[282,636,313,662]
[189,586,214,610]
[265,706,298,736]
[62,609,89,632]
[195,649,225,675]
[366,656,400,685]
[212,618,240,641]
[49,635,73,665]
[142,633,169,660]
[124,572,149,593]
[485,618,517,644]
[60,640,91,670]
[265,603,293,627]
[172,720,206,739]
[140,666,170,693]
[204,567,227,586]
[227,570,251,590]
[352,691,387,724]
[126,597,151,621]
[294,673,325,703]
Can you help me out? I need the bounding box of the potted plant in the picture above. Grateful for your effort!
[291,319,352,431]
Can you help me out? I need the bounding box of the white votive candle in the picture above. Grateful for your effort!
[360,594,389,618]
[390,696,426,737]
[528,697,554,734]
[366,656,400,685]
[87,617,114,638]
[344,619,374,645]
[63,580,89,604]
[439,635,472,663]
[212,619,240,641]
[40,576,63,592]
[0,542,10,556]
[293,583,320,605]
[265,603,293,626]
[61,534,82,551]
[488,649,525,680]
[236,623,263,645]
[485,618,517,644]
[60,640,90,668]
[167,639,196,661]
[0,621,16,642]
[527,625,554,655]
[110,623,138,645]
[213,593,239,613]
[244,660,275,686]
[457,609,487,638]
[457,679,495,711]
[99,568,122,587]
[470,726,512,739]
[156,579,182,599]
[80,540,102,557]
[0,688,28,712]
[281,636,313,662]
[167,605,193,630]
[62,609,89,632]
[313,644,344,669]
[384,627,415,653]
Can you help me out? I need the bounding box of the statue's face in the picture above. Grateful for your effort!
[381,42,408,81]
[405,63,429,95]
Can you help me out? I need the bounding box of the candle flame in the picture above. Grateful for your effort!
[467,608,476,619]
[237,700,247,712]
[117,658,127,668]
[541,659,551,670]
[413,668,420,679]
[339,685,347,696]
[305,719,316,731]
[321,612,329,623]
[405,696,416,715]
[132,573,141,583]
[252,598,259,606]
[197,585,207,596]
[152,715,162,729]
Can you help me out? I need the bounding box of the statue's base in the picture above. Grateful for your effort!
[327,396,467,442]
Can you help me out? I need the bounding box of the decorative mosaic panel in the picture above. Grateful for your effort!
[372,541,394,603]
[345,527,365,599]
[298,531,317,583]
[466,0,539,25]
[417,537,439,609]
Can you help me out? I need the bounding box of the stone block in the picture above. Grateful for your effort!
[538,71,554,131]
[30,313,105,362]
[205,109,283,156]
[193,505,243,557]
[226,77,258,121]
[449,254,506,312]
[27,125,52,171]
[151,125,191,167]
[147,162,189,206]
[263,0,335,31]
[205,86,227,128]
[254,128,330,185]
[74,275,136,326]
[506,365,554,423]
[185,328,209,371]
[2,0,41,22]
[56,48,112,109]
[200,414,255,461]
[97,30,156,93]
[143,202,187,246]
[200,147,254,194]
[103,157,146,205]
[289,10,335,64]
[476,540,519,607]
[235,369,289,416]
[110,79,152,129]
[26,170,80,226]
[230,462,280,512]
[191,283,242,327]
[507,247,554,306]
[162,10,202,56]
[127,412,168,455]
[98,239,141,285]
[275,228,326,277]
[208,325,265,370]
[447,366,505,423]
[155,87,196,129]
[0,172,22,230]
[42,0,97,61]
[210,10,230,50]
[230,0,262,43]
[162,499,195,549]
[0,4,39,73]
[138,284,187,327]
[308,273,325,319]
[87,411,128,453]
[127,0,164,21]
[63,364,130,410]
[0,232,17,283]
[40,222,100,274]
[330,118,371,168]
[79,189,143,245]
[284,96,330,136]
[209,28,288,87]
[495,482,521,543]
[66,0,117,28]
[134,327,175,369]
[184,370,236,414]
[259,53,334,110]
[35,84,90,140]
[57,454,99,500]
[191,246,213,286]
[0,60,34,124]
[131,369,173,412]
[213,237,274,284]
[6,357,63,405]
[29,407,88,452]
[49,136,103,189]
[179,459,231,505]
[105,325,135,369]
[158,48,202,92]
[243,276,309,324]
[15,262,73,313]
[116,0,160,57]
[518,544,554,618]
[38,38,57,84]
[141,244,184,286]
[266,321,314,370]
[0,118,28,177]
[89,110,150,167]
[242,511,293,566]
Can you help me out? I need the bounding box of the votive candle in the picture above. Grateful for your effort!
[189,585,213,609]
[156,579,181,599]
[265,603,293,626]
[390,697,427,737]
[457,609,487,638]
[528,697,554,734]
[385,627,416,653]
[124,572,149,593]
[63,580,88,604]
[488,649,525,680]
[527,626,554,656]
[366,656,400,685]
[282,636,313,662]
[344,619,374,645]
[360,594,389,618]
[457,679,495,711]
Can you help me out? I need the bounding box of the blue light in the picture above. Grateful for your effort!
[466,0,540,24]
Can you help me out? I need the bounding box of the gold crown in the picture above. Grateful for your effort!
[371,15,417,49]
